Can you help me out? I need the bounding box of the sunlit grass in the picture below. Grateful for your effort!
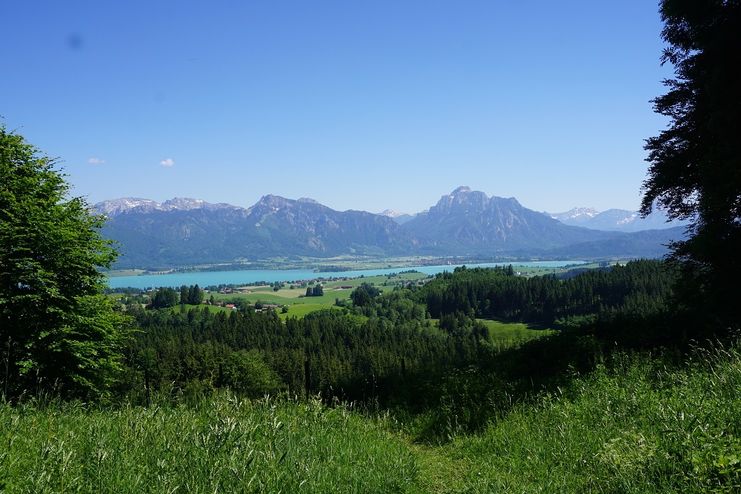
[0,396,417,493]
[1,341,738,492]
[478,319,555,349]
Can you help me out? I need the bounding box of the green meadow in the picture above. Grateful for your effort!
[210,271,428,319]
[478,319,555,349]
[2,341,738,493]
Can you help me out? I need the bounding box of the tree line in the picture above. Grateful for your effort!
[149,285,205,309]
[417,261,676,327]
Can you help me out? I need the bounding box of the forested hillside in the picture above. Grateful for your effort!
[114,261,679,418]
[2,261,739,492]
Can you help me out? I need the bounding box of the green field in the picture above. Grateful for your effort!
[478,319,555,349]
[125,267,608,322]
[210,271,428,319]
[168,303,234,314]
[428,318,554,350]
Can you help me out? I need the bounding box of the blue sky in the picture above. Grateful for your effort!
[2,1,670,214]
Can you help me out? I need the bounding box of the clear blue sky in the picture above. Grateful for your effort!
[2,1,670,214]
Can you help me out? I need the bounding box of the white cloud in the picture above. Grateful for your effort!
[160,158,175,167]
[87,157,105,165]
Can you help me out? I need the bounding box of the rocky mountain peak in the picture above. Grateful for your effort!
[297,197,320,204]
[93,198,160,216]
[161,197,207,210]
[94,197,238,217]
[550,207,600,222]
[253,194,291,209]
[433,187,492,214]
[451,185,472,195]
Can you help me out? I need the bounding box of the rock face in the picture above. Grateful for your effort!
[96,187,687,268]
[94,197,237,216]
[400,187,616,255]
[243,194,411,256]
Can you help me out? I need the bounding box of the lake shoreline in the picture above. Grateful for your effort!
[106,260,590,289]
[105,255,589,278]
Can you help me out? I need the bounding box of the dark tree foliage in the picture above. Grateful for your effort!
[419,262,676,330]
[188,284,204,305]
[642,0,741,329]
[304,284,324,297]
[350,283,381,307]
[150,287,179,309]
[219,349,282,397]
[0,128,130,399]
[122,294,489,408]
[178,285,203,305]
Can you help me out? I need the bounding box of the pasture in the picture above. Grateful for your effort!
[209,271,428,319]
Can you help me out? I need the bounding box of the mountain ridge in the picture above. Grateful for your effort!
[549,206,688,232]
[94,187,686,269]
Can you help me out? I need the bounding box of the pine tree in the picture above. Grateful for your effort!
[642,0,741,329]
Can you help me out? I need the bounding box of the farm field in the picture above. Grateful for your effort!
[210,271,428,319]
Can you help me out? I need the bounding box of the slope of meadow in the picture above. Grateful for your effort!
[2,340,739,493]
[435,342,741,493]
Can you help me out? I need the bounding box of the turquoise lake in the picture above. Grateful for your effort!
[106,261,586,289]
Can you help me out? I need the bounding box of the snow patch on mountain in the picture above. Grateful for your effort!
[94,197,238,216]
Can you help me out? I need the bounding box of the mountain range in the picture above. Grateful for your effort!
[95,187,687,269]
[548,206,689,232]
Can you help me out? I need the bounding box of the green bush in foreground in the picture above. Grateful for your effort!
[0,396,416,493]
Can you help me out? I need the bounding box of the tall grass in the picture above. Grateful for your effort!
[0,395,416,493]
[2,341,738,492]
[442,341,741,493]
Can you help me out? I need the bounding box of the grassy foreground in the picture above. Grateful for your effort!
[0,398,416,493]
[2,340,739,493]
[437,343,741,493]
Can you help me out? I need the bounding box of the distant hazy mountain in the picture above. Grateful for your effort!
[96,188,684,269]
[94,198,161,216]
[546,226,685,258]
[549,207,600,225]
[401,187,617,255]
[549,206,689,232]
[95,197,237,216]
[379,209,415,225]
[98,195,410,268]
[243,194,411,257]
